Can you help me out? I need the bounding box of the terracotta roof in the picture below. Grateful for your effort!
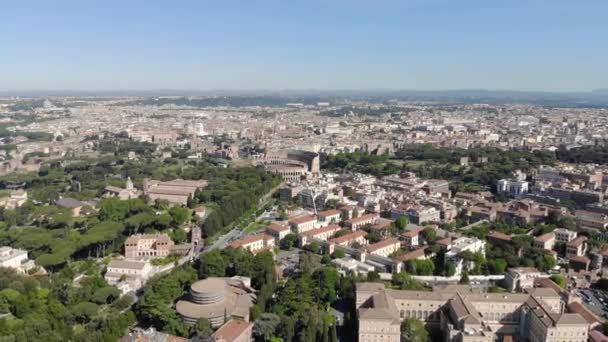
[567,236,587,247]
[567,301,600,326]
[345,213,379,225]
[535,232,555,242]
[395,247,427,262]
[569,255,590,264]
[288,215,316,225]
[402,226,424,238]
[213,319,253,342]
[318,209,341,217]
[366,238,400,253]
[229,234,274,248]
[370,220,394,230]
[266,223,289,232]
[488,232,512,242]
[301,224,340,237]
[330,230,367,244]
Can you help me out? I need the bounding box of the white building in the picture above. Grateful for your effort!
[497,179,529,197]
[0,247,36,274]
[105,259,153,294]
[554,228,577,244]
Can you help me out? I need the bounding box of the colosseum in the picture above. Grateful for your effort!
[261,149,320,182]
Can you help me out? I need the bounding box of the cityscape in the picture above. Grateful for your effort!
[2,1,608,342]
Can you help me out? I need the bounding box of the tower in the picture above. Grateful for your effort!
[126,177,134,190]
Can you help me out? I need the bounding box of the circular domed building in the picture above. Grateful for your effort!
[176,277,255,327]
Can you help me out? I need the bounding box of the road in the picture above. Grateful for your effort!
[577,288,608,319]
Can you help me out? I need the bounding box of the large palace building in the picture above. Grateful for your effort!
[356,283,589,342]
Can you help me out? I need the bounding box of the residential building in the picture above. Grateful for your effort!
[0,190,28,209]
[299,224,341,247]
[365,238,401,258]
[575,210,608,231]
[554,228,577,244]
[288,215,317,233]
[104,259,152,294]
[401,226,424,247]
[265,223,290,242]
[497,179,529,197]
[503,267,545,292]
[228,234,275,254]
[408,206,440,225]
[566,236,587,258]
[212,319,253,342]
[345,213,379,231]
[534,232,556,251]
[317,209,342,223]
[0,246,36,274]
[329,231,368,248]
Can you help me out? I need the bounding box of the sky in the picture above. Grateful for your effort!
[0,0,607,92]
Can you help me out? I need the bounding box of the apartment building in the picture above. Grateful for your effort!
[554,228,577,244]
[497,179,529,197]
[575,210,608,231]
[317,209,342,223]
[401,226,424,247]
[288,215,317,233]
[0,246,36,274]
[299,224,341,247]
[503,267,545,292]
[329,231,368,248]
[534,232,556,251]
[408,206,441,225]
[365,238,401,258]
[357,283,588,342]
[566,236,587,259]
[345,213,379,231]
[228,234,275,254]
[265,223,290,242]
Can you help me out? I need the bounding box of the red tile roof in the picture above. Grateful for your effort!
[366,238,400,253]
[213,319,253,342]
[266,223,289,232]
[288,215,316,225]
[330,230,367,244]
[229,234,274,248]
[301,224,341,237]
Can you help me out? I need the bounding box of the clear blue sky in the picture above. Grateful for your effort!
[1,0,607,92]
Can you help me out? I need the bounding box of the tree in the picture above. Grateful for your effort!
[331,249,345,259]
[280,233,298,250]
[550,274,566,289]
[395,216,409,232]
[445,262,457,277]
[307,241,321,254]
[169,207,190,226]
[421,227,437,244]
[195,318,213,337]
[254,313,281,341]
[459,272,470,285]
[199,249,227,278]
[392,272,425,290]
[170,228,188,244]
[400,319,428,342]
[487,258,507,274]
[559,217,577,231]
